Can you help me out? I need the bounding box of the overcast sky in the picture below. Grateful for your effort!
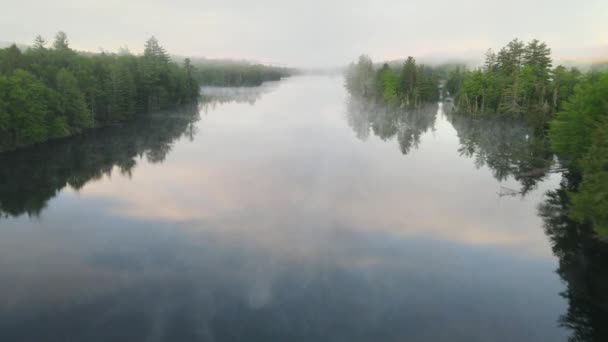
[1,0,606,67]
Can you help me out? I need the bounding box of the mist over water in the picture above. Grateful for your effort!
[0,76,603,341]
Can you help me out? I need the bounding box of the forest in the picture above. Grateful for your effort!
[446,39,582,129]
[344,40,607,236]
[0,32,200,152]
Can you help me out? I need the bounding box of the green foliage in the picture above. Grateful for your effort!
[0,44,24,74]
[549,72,608,235]
[570,121,608,234]
[551,65,581,113]
[399,57,418,105]
[377,64,399,103]
[445,66,465,96]
[105,62,136,121]
[0,32,200,151]
[56,68,92,130]
[549,72,608,163]
[0,70,57,149]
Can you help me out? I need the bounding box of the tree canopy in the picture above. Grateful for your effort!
[0,33,200,152]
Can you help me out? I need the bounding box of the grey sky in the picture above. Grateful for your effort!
[1,0,606,67]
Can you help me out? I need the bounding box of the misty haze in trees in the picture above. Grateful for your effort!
[0,32,200,152]
[345,55,439,107]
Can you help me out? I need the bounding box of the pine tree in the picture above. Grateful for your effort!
[0,44,23,74]
[483,49,497,73]
[399,57,417,105]
[33,35,47,51]
[53,31,69,50]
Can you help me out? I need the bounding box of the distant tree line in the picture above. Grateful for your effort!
[191,60,294,87]
[0,32,199,152]
[446,38,608,236]
[345,55,439,107]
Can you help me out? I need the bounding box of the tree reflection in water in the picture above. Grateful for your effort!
[345,96,438,155]
[539,174,608,342]
[444,103,556,196]
[199,82,280,113]
[0,106,200,218]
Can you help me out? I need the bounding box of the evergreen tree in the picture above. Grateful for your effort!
[399,57,417,105]
[0,44,23,74]
[33,35,47,51]
[53,31,69,50]
[483,49,497,73]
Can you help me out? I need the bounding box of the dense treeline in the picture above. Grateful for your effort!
[345,55,439,106]
[448,39,582,129]
[191,59,293,87]
[447,38,607,235]
[0,32,199,152]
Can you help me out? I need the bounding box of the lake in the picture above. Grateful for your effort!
[0,76,605,341]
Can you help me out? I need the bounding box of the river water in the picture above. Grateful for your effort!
[0,76,603,341]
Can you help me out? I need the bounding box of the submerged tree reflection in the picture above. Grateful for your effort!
[539,174,608,342]
[0,106,200,218]
[199,83,279,113]
[444,103,555,196]
[346,96,438,155]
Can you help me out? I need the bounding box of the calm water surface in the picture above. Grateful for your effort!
[0,76,605,341]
